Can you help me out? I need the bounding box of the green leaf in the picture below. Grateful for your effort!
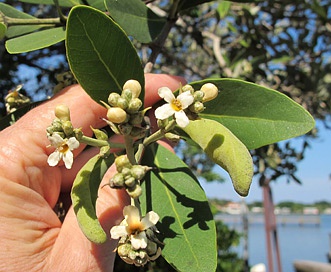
[0,22,6,40]
[105,0,166,43]
[71,154,114,244]
[19,0,105,9]
[217,1,231,19]
[19,0,80,7]
[141,144,217,272]
[5,27,65,53]
[85,0,106,11]
[182,119,253,196]
[0,3,43,38]
[189,78,315,150]
[66,5,145,104]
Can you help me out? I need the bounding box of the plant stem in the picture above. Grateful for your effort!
[79,135,127,149]
[143,1,179,73]
[143,119,176,147]
[124,135,137,165]
[3,17,63,26]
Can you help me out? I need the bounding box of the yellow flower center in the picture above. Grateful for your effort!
[171,99,182,111]
[59,143,69,154]
[128,221,144,235]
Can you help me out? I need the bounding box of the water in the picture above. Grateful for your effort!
[216,214,331,272]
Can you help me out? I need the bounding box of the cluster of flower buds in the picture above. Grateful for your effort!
[46,105,82,169]
[105,80,148,138]
[46,105,82,140]
[109,155,151,198]
[185,82,219,114]
[110,205,162,267]
[5,84,31,114]
[117,231,162,266]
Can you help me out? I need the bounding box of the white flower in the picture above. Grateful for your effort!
[47,134,79,169]
[155,87,194,127]
[110,205,159,250]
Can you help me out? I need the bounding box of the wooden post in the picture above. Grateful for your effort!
[263,182,283,272]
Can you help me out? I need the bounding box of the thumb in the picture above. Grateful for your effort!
[48,166,129,271]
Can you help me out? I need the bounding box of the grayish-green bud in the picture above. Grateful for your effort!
[108,92,121,107]
[125,176,136,188]
[127,98,143,113]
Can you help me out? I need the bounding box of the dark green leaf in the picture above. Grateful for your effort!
[189,78,315,150]
[141,144,217,272]
[71,154,114,243]
[5,27,65,53]
[105,0,166,43]
[66,5,145,104]
[182,119,253,196]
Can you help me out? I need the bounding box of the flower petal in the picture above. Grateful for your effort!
[131,232,148,250]
[67,137,80,150]
[141,211,159,230]
[47,151,61,166]
[123,205,140,226]
[155,104,175,120]
[48,133,64,147]
[63,150,74,169]
[110,225,128,239]
[177,91,194,109]
[158,87,174,103]
[174,110,190,127]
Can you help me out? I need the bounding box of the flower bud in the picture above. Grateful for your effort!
[121,88,133,102]
[117,97,128,110]
[127,184,142,198]
[118,243,131,258]
[123,79,141,98]
[111,173,125,187]
[193,90,204,102]
[107,107,128,124]
[55,104,71,121]
[91,127,108,141]
[115,155,132,172]
[131,165,148,180]
[200,83,218,102]
[108,93,121,107]
[121,167,132,178]
[74,128,83,140]
[189,101,205,113]
[127,98,143,113]
[181,84,194,93]
[125,176,136,187]
[146,241,158,256]
[62,120,74,136]
[165,132,181,143]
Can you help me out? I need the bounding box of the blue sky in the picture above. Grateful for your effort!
[200,120,331,204]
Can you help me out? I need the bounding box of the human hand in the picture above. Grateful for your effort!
[0,74,185,272]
